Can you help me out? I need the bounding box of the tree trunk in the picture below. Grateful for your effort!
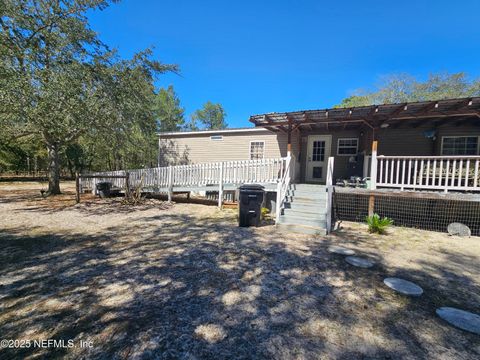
[47,143,61,195]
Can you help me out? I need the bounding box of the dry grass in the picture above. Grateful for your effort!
[0,181,479,359]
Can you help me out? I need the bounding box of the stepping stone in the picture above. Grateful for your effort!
[436,307,480,335]
[447,223,471,237]
[345,256,374,268]
[383,277,423,296]
[328,245,355,256]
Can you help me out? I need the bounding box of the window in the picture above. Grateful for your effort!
[312,140,326,161]
[250,141,265,160]
[337,138,359,156]
[442,136,479,155]
[210,135,223,141]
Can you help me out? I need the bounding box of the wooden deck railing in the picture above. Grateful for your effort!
[80,157,289,206]
[371,155,480,192]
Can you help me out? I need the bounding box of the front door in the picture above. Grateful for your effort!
[306,135,332,183]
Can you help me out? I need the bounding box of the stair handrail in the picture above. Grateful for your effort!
[275,154,292,223]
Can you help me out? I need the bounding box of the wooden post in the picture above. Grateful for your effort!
[218,162,224,209]
[367,140,378,217]
[287,119,292,156]
[368,194,375,217]
[125,172,130,199]
[325,157,335,234]
[167,166,173,202]
[369,140,378,190]
[275,181,282,224]
[75,172,80,204]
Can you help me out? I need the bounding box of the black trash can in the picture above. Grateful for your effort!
[96,182,112,198]
[238,184,265,227]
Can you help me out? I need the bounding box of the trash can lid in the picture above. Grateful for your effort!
[239,184,265,190]
[97,181,112,185]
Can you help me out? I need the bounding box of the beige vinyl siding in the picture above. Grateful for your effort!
[159,129,299,166]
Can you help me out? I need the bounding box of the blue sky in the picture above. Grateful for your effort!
[88,0,480,128]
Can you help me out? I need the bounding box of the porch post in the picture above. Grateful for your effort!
[369,141,378,190]
[287,120,292,157]
[368,140,378,217]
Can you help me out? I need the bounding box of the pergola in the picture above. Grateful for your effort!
[249,97,480,153]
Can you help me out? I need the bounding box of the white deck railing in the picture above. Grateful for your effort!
[275,155,292,223]
[80,157,289,206]
[371,155,480,192]
[325,157,335,233]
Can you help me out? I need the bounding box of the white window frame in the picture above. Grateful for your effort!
[249,140,265,160]
[441,136,480,156]
[210,135,223,141]
[337,138,359,156]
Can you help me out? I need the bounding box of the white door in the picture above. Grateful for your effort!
[306,135,332,183]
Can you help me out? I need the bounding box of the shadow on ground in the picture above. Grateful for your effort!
[0,209,479,359]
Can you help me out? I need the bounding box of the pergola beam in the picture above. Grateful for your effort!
[448,98,473,111]
[253,110,480,127]
[417,101,439,116]
[250,98,480,131]
[389,103,408,118]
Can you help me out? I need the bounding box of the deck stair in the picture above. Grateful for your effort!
[276,184,328,235]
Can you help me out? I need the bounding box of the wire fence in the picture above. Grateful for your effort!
[334,189,480,236]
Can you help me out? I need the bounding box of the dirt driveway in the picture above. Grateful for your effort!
[0,182,479,359]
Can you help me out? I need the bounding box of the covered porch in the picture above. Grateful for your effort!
[249,97,480,191]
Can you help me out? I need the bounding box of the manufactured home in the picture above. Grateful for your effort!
[87,97,480,235]
[159,98,480,186]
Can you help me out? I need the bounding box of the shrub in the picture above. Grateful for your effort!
[366,213,393,234]
[261,207,270,219]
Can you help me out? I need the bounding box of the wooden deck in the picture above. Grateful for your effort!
[79,158,289,209]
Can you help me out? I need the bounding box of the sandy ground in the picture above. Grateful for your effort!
[0,181,479,359]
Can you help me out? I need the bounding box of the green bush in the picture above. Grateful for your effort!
[261,207,270,219]
[365,213,393,234]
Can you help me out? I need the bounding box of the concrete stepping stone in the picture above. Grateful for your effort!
[383,277,423,296]
[345,256,374,268]
[436,307,480,335]
[328,245,355,256]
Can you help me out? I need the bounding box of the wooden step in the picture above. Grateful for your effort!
[283,208,327,218]
[278,215,326,228]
